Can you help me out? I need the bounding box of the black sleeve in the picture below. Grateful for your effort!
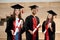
[25,17,30,31]
[5,17,13,33]
[42,21,45,32]
[52,21,56,34]
[20,19,25,34]
[5,18,9,33]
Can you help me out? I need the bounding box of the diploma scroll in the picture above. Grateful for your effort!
[14,20,22,35]
[44,23,51,34]
[33,23,41,33]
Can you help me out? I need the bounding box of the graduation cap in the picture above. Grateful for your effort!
[47,10,57,16]
[29,5,39,10]
[11,4,24,9]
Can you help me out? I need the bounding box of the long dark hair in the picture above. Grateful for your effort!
[45,14,53,25]
[12,9,22,21]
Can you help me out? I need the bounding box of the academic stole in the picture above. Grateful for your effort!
[12,19,21,40]
[32,17,37,40]
[45,23,49,40]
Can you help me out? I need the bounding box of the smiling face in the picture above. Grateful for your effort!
[47,14,53,19]
[31,8,38,15]
[14,9,20,16]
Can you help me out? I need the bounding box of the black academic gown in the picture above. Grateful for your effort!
[42,21,55,40]
[5,16,13,40]
[5,16,25,40]
[25,15,40,40]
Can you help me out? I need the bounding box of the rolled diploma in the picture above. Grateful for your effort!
[44,29,47,34]
[44,23,51,34]
[14,20,22,35]
[33,23,40,33]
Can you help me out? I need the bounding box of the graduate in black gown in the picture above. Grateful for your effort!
[5,4,25,40]
[25,5,40,40]
[42,10,57,40]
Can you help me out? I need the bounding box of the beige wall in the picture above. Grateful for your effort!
[0,2,60,40]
